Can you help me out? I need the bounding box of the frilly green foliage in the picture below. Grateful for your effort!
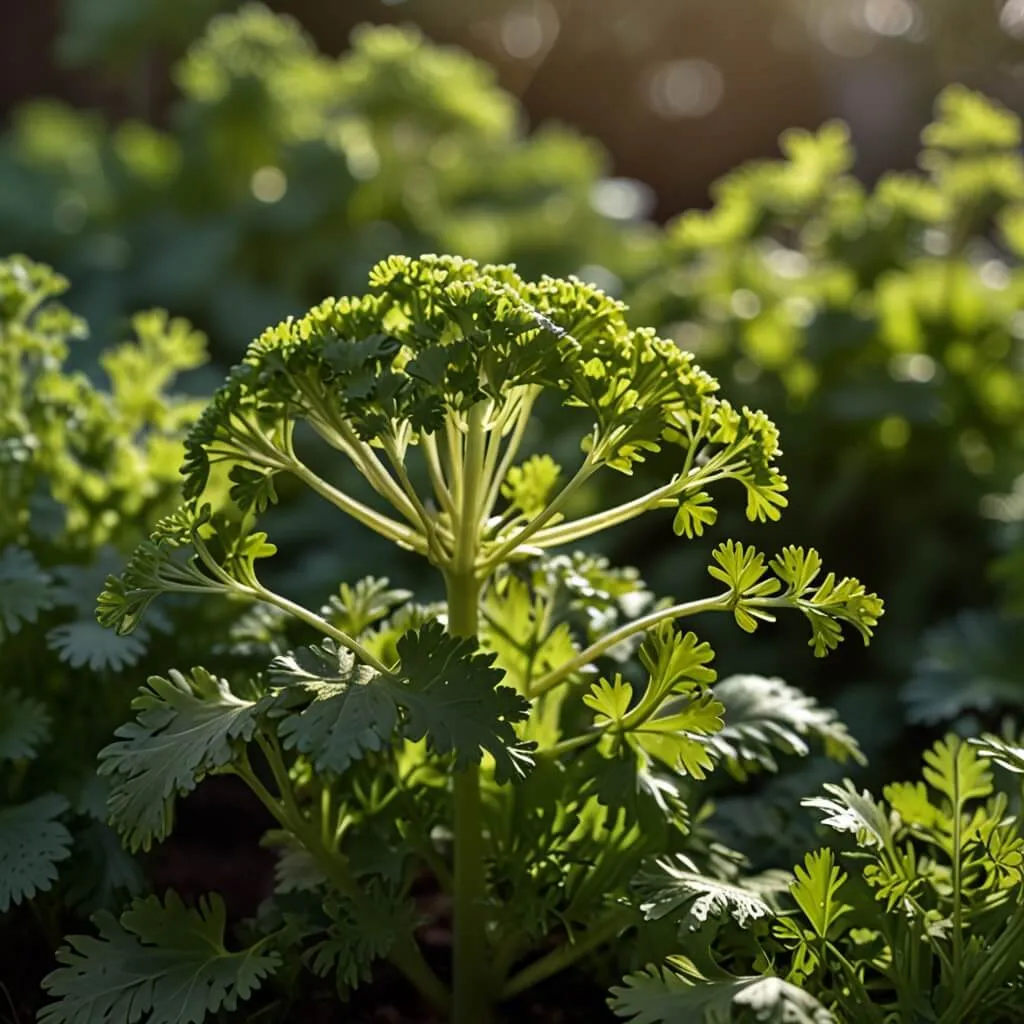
[627,85,1024,719]
[0,3,663,607]
[48,254,881,1023]
[0,255,204,553]
[0,4,657,361]
[0,254,216,931]
[38,892,281,1024]
[616,734,1024,1023]
[0,688,72,913]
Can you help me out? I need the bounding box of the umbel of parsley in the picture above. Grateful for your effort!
[43,255,882,1024]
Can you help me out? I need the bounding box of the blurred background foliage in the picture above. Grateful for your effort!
[3,0,1024,810]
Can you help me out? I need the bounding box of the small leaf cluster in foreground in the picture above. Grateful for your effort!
[614,734,1024,1023]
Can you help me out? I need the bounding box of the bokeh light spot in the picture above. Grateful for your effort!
[767,246,810,279]
[980,259,1011,290]
[1001,0,1024,38]
[814,5,875,56]
[590,178,656,221]
[889,352,937,383]
[250,166,287,203]
[500,1,559,60]
[730,289,761,320]
[647,59,723,119]
[864,0,918,38]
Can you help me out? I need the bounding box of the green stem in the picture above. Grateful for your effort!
[538,730,601,760]
[382,435,453,563]
[479,386,538,521]
[447,416,467,512]
[529,475,684,548]
[944,907,1024,1021]
[454,404,489,575]
[499,908,632,999]
[950,742,966,1004]
[286,454,425,552]
[479,453,600,572]
[422,430,458,518]
[528,445,740,550]
[285,456,428,554]
[826,943,882,1023]
[242,742,451,1013]
[446,401,494,1022]
[447,566,492,1024]
[250,582,393,676]
[308,409,423,527]
[531,593,732,697]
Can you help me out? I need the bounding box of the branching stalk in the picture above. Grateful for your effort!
[305,407,423,527]
[285,456,429,553]
[499,908,633,999]
[531,592,732,697]
[479,385,538,520]
[529,476,684,548]
[250,581,394,676]
[421,430,458,518]
[528,446,740,549]
[479,452,601,572]
[382,435,453,563]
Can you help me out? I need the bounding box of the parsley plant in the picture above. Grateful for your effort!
[41,255,882,1023]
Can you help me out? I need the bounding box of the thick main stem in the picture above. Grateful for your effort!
[448,399,493,1024]
[447,570,491,1024]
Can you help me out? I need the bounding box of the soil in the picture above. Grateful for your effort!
[5,776,617,1023]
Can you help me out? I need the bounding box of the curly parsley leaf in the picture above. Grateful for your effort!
[585,673,724,781]
[268,639,399,775]
[0,794,72,912]
[320,576,412,636]
[502,454,562,519]
[921,733,992,813]
[970,733,1024,775]
[785,848,852,942]
[709,674,864,780]
[39,892,280,1024]
[0,546,54,639]
[768,546,884,656]
[306,885,416,997]
[395,621,534,782]
[96,504,260,636]
[99,668,261,851]
[672,490,718,539]
[802,780,892,850]
[47,619,149,672]
[611,961,834,1024]
[634,856,775,931]
[708,541,780,633]
[270,621,533,782]
[0,688,51,762]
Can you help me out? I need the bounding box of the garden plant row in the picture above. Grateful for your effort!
[4,5,1024,1023]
